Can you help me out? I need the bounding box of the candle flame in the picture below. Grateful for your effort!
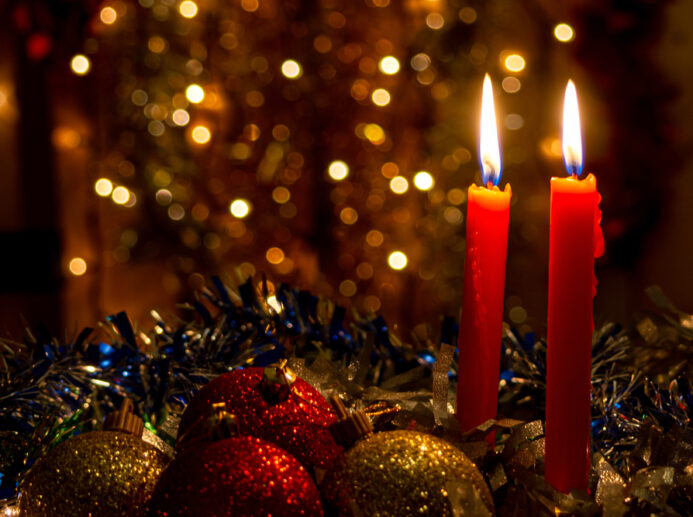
[562,80,583,177]
[479,74,502,187]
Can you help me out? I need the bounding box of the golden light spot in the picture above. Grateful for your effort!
[364,295,381,311]
[413,171,434,191]
[241,0,259,12]
[155,189,172,205]
[266,247,285,265]
[148,120,165,136]
[272,124,290,141]
[230,199,250,218]
[69,257,87,276]
[339,280,357,297]
[389,176,408,194]
[244,123,261,141]
[185,84,204,103]
[191,125,211,144]
[267,295,282,312]
[366,229,384,247]
[147,36,166,53]
[70,55,90,75]
[410,53,431,71]
[364,123,385,145]
[447,188,466,205]
[95,178,113,197]
[504,113,524,130]
[245,90,265,107]
[356,262,374,279]
[458,7,477,24]
[554,23,575,42]
[281,60,302,79]
[179,0,198,18]
[444,206,463,224]
[328,160,349,181]
[388,251,407,270]
[168,203,185,220]
[100,6,117,24]
[378,56,400,75]
[425,12,444,30]
[272,186,290,204]
[340,207,358,225]
[124,191,137,207]
[381,162,398,178]
[153,169,171,187]
[172,109,190,126]
[502,76,521,94]
[371,88,391,106]
[112,186,130,205]
[192,203,209,221]
[52,127,81,149]
[504,54,525,72]
[314,35,332,53]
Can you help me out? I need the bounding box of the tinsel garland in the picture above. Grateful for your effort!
[0,278,691,515]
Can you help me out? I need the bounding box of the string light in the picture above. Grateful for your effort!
[389,176,408,194]
[179,0,198,18]
[185,84,204,103]
[371,88,391,106]
[388,251,408,270]
[191,125,211,144]
[281,60,302,79]
[554,23,575,42]
[94,178,113,197]
[172,109,190,126]
[68,258,87,276]
[328,160,349,180]
[230,199,251,218]
[112,186,130,205]
[504,54,525,72]
[413,171,434,191]
[70,55,90,75]
[378,56,400,75]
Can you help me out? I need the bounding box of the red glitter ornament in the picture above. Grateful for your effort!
[177,366,342,474]
[150,436,323,517]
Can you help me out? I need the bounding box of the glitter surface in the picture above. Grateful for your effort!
[150,436,323,516]
[177,367,342,473]
[19,431,169,516]
[322,430,494,516]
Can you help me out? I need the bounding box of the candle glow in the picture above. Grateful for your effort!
[562,80,583,177]
[479,74,501,187]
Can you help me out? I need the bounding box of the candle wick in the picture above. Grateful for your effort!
[486,181,494,189]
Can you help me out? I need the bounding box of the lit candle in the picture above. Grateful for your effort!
[456,75,511,438]
[545,80,604,493]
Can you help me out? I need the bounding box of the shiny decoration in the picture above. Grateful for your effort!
[19,431,168,517]
[321,430,494,517]
[177,366,342,474]
[150,436,323,517]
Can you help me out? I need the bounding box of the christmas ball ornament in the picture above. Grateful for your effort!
[151,411,323,517]
[322,398,495,517]
[19,400,169,517]
[177,362,341,473]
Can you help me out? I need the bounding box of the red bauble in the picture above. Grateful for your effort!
[177,367,342,473]
[150,436,323,517]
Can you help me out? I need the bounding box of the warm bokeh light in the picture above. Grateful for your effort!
[68,257,87,276]
[230,199,251,218]
[378,56,400,75]
[191,125,211,144]
[363,123,385,145]
[501,76,521,94]
[328,160,349,180]
[340,207,358,225]
[562,79,583,176]
[266,247,285,265]
[94,178,113,197]
[112,186,130,205]
[185,84,205,103]
[172,109,190,126]
[100,7,117,24]
[70,54,91,75]
[480,74,502,186]
[339,280,357,297]
[389,176,409,194]
[267,295,283,313]
[504,54,525,72]
[425,12,444,30]
[366,229,384,247]
[413,171,434,191]
[371,88,391,106]
[281,60,302,79]
[179,0,198,18]
[554,23,575,42]
[388,251,408,270]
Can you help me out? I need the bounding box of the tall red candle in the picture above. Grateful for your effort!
[457,75,511,435]
[545,80,604,493]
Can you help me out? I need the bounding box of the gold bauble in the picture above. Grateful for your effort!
[19,431,169,517]
[322,430,494,517]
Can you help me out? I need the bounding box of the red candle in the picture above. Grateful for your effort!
[545,80,604,493]
[457,75,511,436]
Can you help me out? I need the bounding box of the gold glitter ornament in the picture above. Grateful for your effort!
[19,401,169,517]
[322,398,494,517]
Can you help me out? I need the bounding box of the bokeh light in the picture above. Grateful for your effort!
[281,60,302,79]
[68,258,87,276]
[179,0,198,18]
[112,186,130,205]
[185,84,204,103]
[191,125,211,144]
[554,23,575,42]
[504,54,525,72]
[388,251,408,270]
[94,178,113,197]
[413,171,434,191]
[425,13,444,30]
[70,55,91,75]
[328,160,349,180]
[266,247,285,265]
[230,199,251,218]
[172,109,190,126]
[378,56,400,75]
[502,76,521,94]
[371,88,391,106]
[389,176,409,194]
[100,7,117,24]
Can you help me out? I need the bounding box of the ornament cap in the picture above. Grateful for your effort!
[328,396,373,448]
[260,360,297,403]
[103,398,144,437]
